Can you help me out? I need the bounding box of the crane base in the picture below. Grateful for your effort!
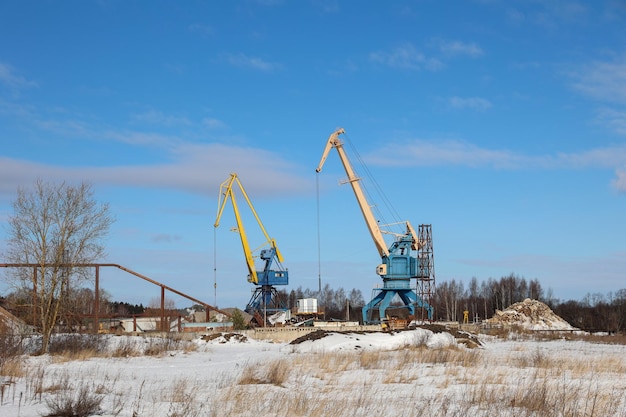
[362,288,432,324]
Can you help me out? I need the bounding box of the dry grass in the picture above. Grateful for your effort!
[110,337,142,357]
[484,326,626,345]
[44,333,199,360]
[238,359,290,386]
[142,335,197,356]
[4,331,626,416]
[51,348,100,363]
[225,339,626,416]
[0,357,24,379]
[159,377,208,417]
[358,349,385,369]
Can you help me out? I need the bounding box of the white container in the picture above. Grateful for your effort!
[297,298,318,314]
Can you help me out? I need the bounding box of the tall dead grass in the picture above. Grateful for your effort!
[238,359,290,386]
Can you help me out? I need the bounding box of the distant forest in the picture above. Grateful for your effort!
[431,274,626,333]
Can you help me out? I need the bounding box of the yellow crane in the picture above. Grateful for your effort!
[214,173,288,325]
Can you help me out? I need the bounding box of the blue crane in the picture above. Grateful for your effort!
[316,128,433,324]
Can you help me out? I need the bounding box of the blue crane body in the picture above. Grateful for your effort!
[256,248,289,286]
[245,247,289,314]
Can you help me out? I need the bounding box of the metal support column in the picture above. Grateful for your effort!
[94,265,100,334]
[160,286,166,332]
[32,266,38,328]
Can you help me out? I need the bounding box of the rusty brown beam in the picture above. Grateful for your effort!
[0,263,232,320]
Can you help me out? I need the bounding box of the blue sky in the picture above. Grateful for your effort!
[1,1,625,309]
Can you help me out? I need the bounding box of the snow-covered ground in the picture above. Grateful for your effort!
[2,329,626,417]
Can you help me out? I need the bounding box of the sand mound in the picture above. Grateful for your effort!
[487,298,576,331]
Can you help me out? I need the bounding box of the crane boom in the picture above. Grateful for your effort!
[214,173,285,285]
[316,128,390,258]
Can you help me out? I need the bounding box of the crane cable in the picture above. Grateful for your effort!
[213,225,217,308]
[316,172,322,295]
[343,133,405,236]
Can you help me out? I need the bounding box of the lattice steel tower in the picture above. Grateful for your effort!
[416,224,435,321]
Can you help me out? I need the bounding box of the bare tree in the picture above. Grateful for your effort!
[436,280,464,322]
[348,288,365,307]
[4,179,113,353]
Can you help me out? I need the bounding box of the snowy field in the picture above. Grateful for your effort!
[2,329,626,417]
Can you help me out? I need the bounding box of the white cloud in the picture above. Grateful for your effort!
[33,116,184,148]
[0,98,35,117]
[202,117,227,129]
[254,0,285,5]
[614,169,626,192]
[369,43,443,71]
[313,0,339,13]
[542,1,588,24]
[0,62,38,90]
[506,8,526,25]
[370,39,483,72]
[35,118,93,137]
[569,57,626,137]
[595,108,626,136]
[0,142,312,199]
[571,56,626,104]
[224,53,282,72]
[438,41,484,58]
[507,1,588,28]
[150,233,182,243]
[370,139,626,170]
[188,23,214,37]
[366,139,626,193]
[107,129,185,148]
[448,96,492,111]
[369,140,523,169]
[131,110,192,127]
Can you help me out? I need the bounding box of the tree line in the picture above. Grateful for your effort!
[433,274,626,333]
[552,291,626,333]
[433,274,548,323]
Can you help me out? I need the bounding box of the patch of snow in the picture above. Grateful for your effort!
[426,331,456,348]
[285,329,457,353]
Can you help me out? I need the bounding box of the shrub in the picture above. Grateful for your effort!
[47,334,106,358]
[231,309,247,330]
[0,334,24,370]
[44,383,103,417]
